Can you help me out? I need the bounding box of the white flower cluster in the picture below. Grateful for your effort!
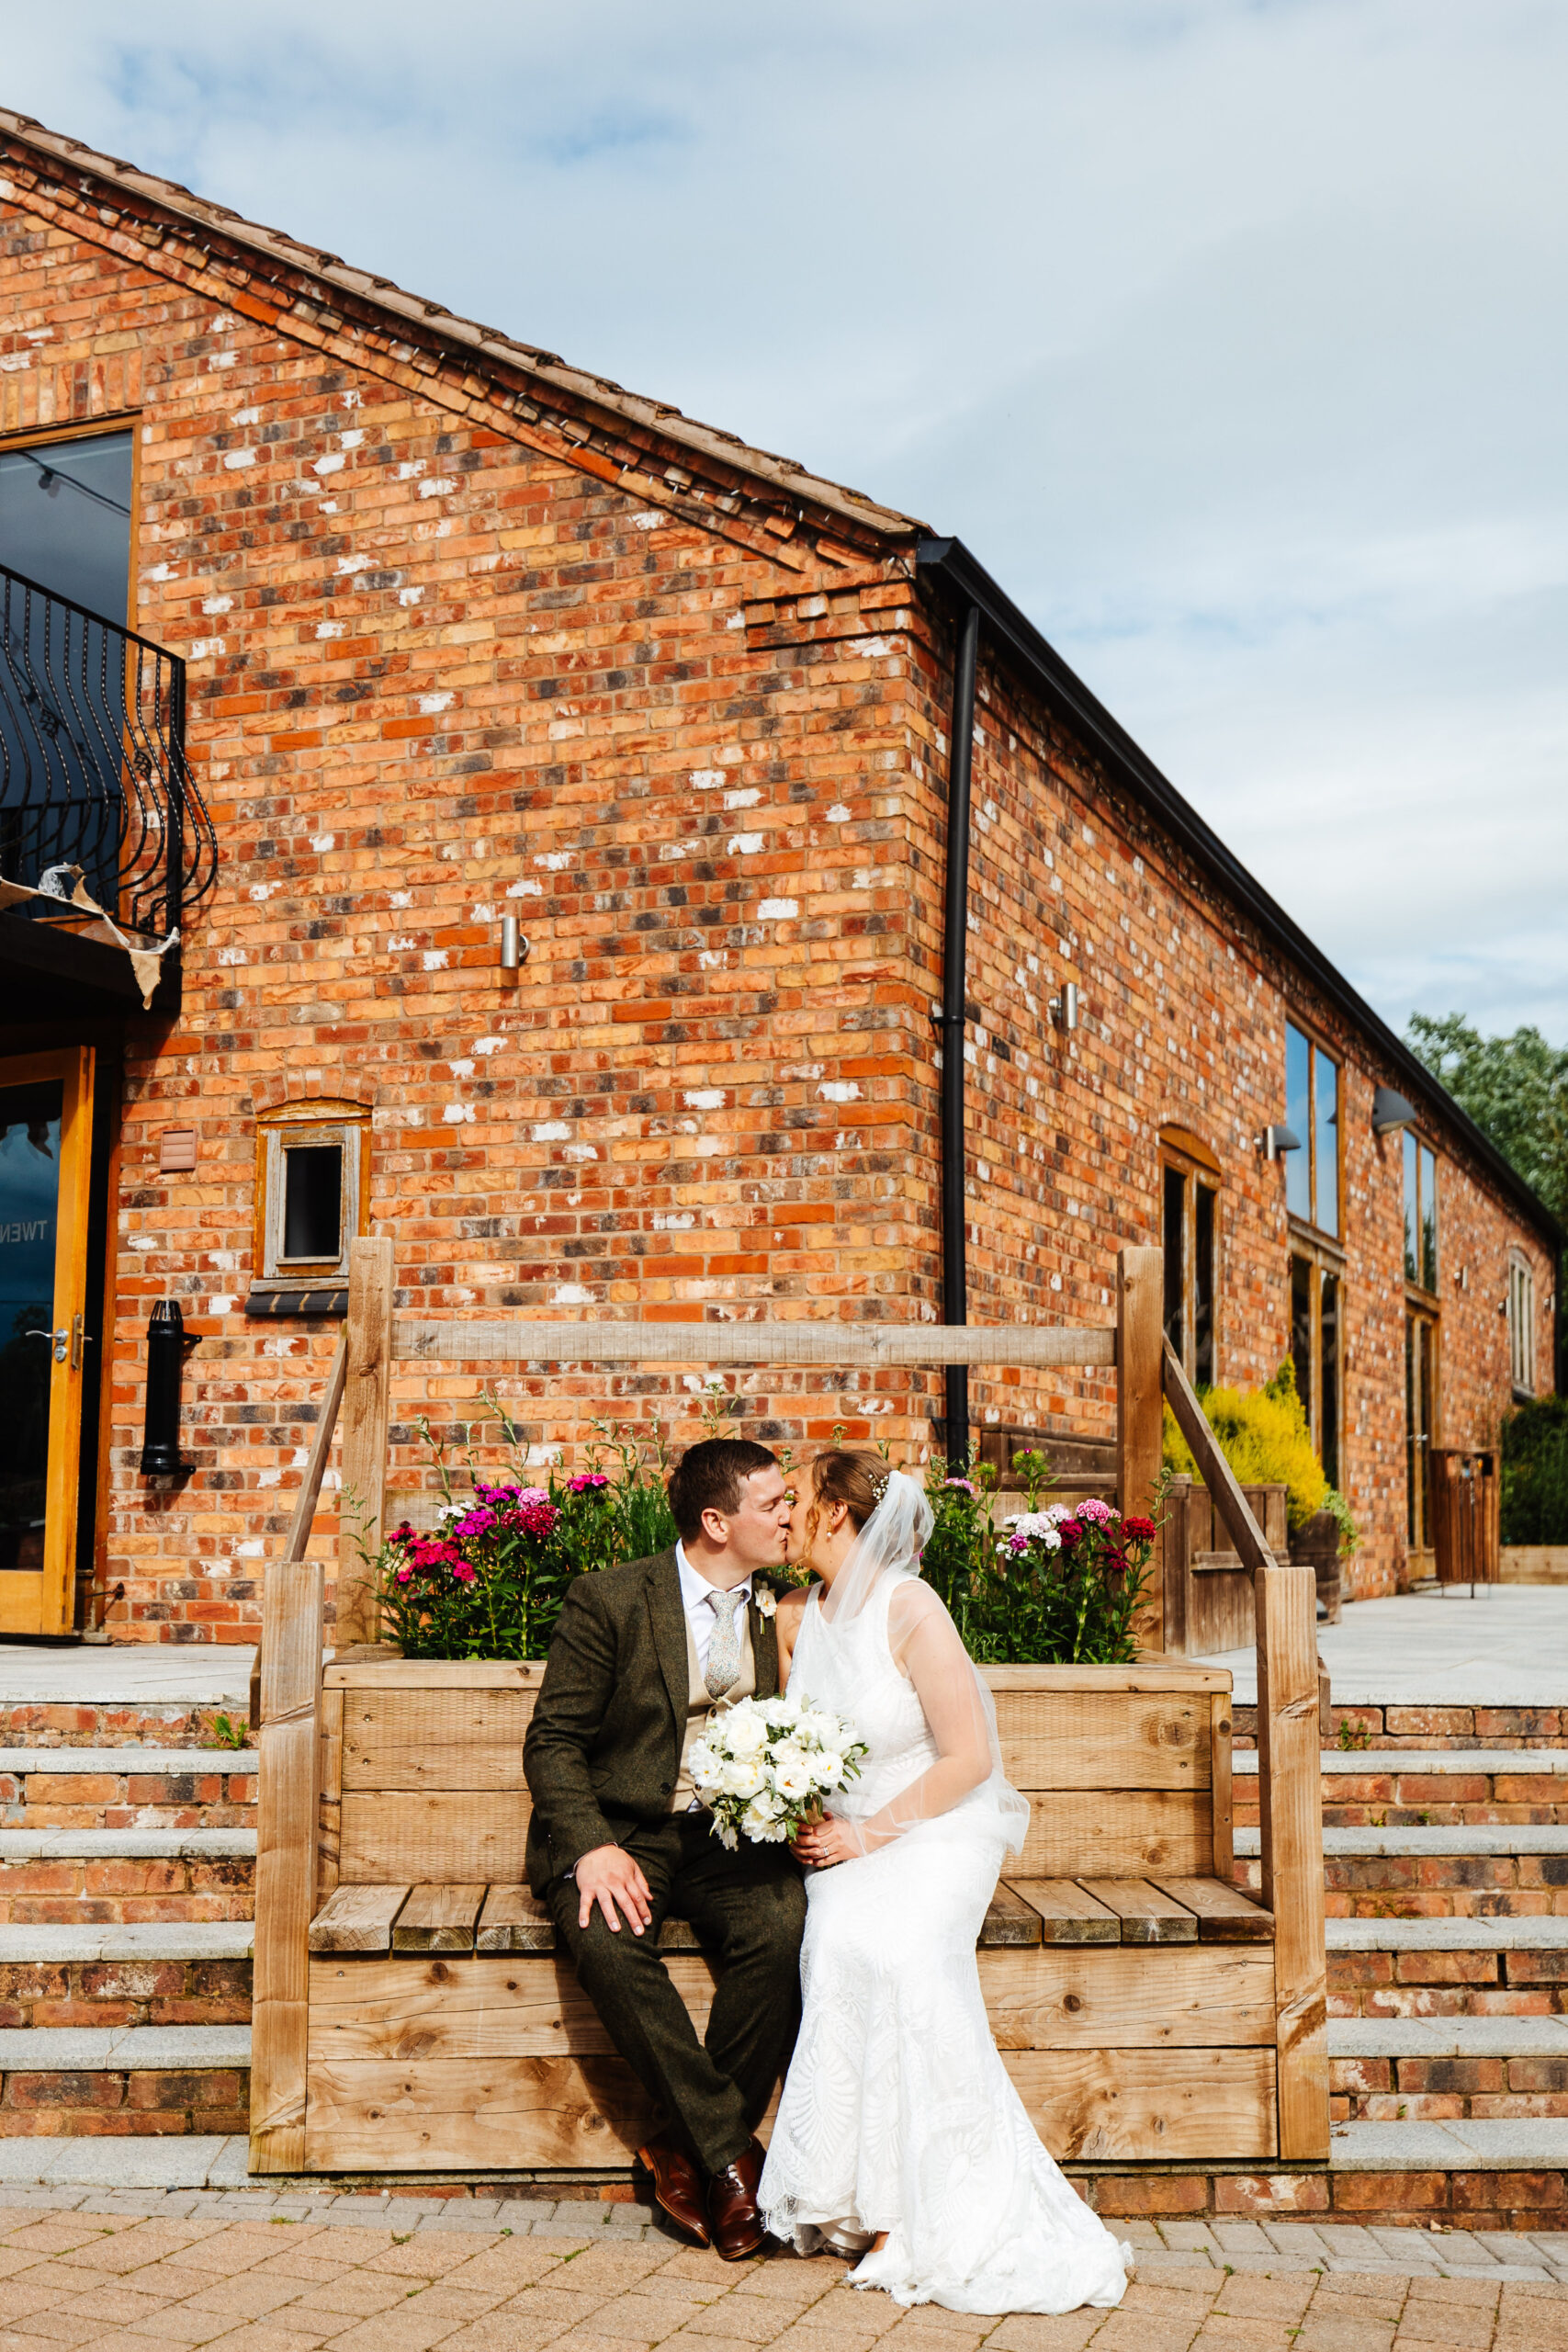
[689,1691,867,1851]
[1005,1503,1073,1554]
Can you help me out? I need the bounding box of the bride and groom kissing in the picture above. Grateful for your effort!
[523,1436,1131,2315]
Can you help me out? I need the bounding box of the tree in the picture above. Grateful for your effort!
[1405,1014,1568,1224]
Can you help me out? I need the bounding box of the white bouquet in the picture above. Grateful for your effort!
[688,1691,868,1851]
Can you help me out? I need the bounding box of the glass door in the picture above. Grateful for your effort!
[1404,1309,1438,1559]
[0,1049,95,1635]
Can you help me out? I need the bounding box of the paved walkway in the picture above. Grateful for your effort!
[1197,1585,1568,1707]
[0,2188,1561,2351]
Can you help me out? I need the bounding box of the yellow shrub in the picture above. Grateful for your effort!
[1162,1360,1329,1532]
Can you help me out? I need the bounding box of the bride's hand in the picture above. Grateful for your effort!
[791,1814,863,1868]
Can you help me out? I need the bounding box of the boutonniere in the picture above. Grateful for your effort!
[753,1588,777,1619]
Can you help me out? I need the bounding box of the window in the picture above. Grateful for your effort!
[1160,1127,1220,1386]
[1284,1021,1339,1238]
[1403,1133,1438,1293]
[248,1102,370,1316]
[0,427,134,626]
[1291,1248,1342,1489]
[1509,1255,1536,1398]
[1405,1308,1438,1551]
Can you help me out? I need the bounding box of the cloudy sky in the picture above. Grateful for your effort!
[9,1,1565,1041]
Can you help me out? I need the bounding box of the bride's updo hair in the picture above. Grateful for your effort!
[807,1448,887,1536]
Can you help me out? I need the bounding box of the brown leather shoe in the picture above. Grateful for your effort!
[707,2135,766,2260]
[637,2132,709,2246]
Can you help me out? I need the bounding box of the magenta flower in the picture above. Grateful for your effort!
[568,1472,610,1494]
[1077,1498,1117,1526]
[450,1559,477,1584]
[944,1477,976,1495]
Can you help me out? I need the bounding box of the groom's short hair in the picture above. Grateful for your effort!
[668,1438,779,1539]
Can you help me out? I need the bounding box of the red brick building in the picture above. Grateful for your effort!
[0,110,1556,1645]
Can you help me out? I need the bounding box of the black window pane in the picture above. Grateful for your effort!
[1420,1147,1438,1293]
[1404,1132,1418,1284]
[1319,1272,1339,1489]
[1194,1185,1215,1388]
[1315,1054,1338,1239]
[1285,1025,1311,1222]
[1162,1166,1185,1357]
[1404,1316,1417,1545]
[281,1146,343,1261]
[0,432,134,625]
[1291,1255,1313,1435]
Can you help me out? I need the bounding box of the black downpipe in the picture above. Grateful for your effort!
[938,602,980,1467]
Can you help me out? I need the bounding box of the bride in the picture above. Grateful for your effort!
[759,1447,1130,2314]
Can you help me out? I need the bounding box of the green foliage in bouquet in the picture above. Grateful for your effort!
[372,1405,677,1660]
[917,1455,1156,1666]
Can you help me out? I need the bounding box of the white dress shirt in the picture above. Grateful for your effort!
[676,1541,752,1673]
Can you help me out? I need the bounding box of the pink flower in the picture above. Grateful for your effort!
[568,1472,609,1494]
[944,1477,976,1495]
[1077,1498,1117,1526]
[450,1559,477,1584]
[1057,1518,1084,1544]
[394,1566,412,1584]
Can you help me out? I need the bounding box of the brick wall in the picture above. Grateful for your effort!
[0,166,1554,1638]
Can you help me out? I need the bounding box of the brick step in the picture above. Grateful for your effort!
[1328,1911,1568,2018]
[0,2019,249,2138]
[1235,1702,1568,1751]
[1234,1749,1568,1829]
[0,1748,255,1830]
[1235,1824,1568,1917]
[1330,2115,1568,2179]
[0,1827,255,1926]
[0,1704,251,1752]
[0,1917,252,2030]
[1329,2016,1568,2121]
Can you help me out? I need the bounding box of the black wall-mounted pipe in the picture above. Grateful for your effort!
[936,601,980,1467]
[139,1299,187,1476]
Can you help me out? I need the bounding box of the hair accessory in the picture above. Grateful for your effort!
[869,1470,891,1506]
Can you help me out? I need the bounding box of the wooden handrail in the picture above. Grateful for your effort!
[389,1318,1118,1370]
[1160,1334,1327,2159]
[249,1334,347,1735]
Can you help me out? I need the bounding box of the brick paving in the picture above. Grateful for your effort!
[0,2190,1560,2352]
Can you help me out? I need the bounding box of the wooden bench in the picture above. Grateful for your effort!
[249,1247,1326,2179]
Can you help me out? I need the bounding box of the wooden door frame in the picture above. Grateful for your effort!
[0,1045,96,1636]
[1404,1299,1440,1566]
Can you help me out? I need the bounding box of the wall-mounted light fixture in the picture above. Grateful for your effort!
[500,917,528,971]
[1372,1086,1418,1136]
[1049,981,1078,1033]
[1258,1124,1301,1161]
[140,1300,195,1479]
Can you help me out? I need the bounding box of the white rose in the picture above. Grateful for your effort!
[760,1697,796,1730]
[799,1711,840,1747]
[770,1741,810,1778]
[687,1739,718,1786]
[723,1707,767,1757]
[813,1750,845,1788]
[742,1799,788,1842]
[721,1758,764,1800]
[773,1760,816,1803]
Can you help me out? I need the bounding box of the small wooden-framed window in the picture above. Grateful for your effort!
[1284,1019,1340,1238]
[1160,1125,1221,1387]
[246,1101,370,1317]
[1403,1133,1439,1295]
[1509,1253,1536,1398]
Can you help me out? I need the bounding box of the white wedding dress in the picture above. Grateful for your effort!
[759,1573,1130,2313]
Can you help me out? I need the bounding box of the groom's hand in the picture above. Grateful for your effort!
[576,1844,653,1936]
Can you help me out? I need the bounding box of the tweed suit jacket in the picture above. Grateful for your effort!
[522,1546,783,1895]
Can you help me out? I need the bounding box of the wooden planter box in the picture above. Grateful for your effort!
[249,1244,1326,2180]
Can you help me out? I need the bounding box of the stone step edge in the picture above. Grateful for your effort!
[1237,1825,1568,1857]
[0,2026,251,2068]
[1327,1915,1568,1950]
[1331,2117,1568,2170]
[0,1924,254,1962]
[1329,2018,1568,2058]
[0,1749,254,1776]
[1234,1750,1568,1776]
[0,1828,256,1860]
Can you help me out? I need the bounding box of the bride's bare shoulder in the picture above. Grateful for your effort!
[774,1585,812,1623]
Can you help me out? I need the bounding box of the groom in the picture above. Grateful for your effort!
[524,1437,806,2257]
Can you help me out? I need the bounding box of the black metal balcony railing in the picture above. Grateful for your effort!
[0,561,217,941]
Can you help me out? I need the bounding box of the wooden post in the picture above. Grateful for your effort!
[335,1237,394,1647]
[1256,1557,1330,2160]
[249,1334,348,1735]
[1117,1247,1165,1652]
[249,1558,323,2176]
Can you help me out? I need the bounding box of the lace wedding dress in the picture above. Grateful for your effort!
[758,1571,1130,2313]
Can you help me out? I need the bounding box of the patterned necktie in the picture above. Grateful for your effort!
[705,1587,746,1700]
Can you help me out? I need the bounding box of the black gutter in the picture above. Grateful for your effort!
[916,536,1565,1255]
[934,602,980,1467]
